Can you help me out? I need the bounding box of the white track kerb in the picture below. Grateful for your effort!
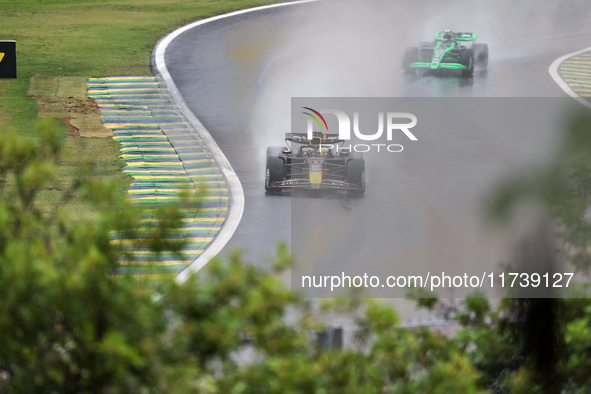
[153,0,317,283]
[549,46,591,110]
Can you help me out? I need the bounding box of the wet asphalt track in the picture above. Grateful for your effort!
[161,1,591,297]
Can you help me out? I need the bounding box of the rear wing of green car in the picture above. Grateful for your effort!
[434,31,477,41]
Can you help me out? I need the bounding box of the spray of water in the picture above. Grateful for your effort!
[249,0,591,166]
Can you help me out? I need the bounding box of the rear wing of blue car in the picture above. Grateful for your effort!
[434,31,477,41]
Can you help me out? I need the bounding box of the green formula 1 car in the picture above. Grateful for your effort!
[402,30,488,77]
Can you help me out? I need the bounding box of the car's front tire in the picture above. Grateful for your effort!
[265,156,284,193]
[346,159,365,196]
[403,47,419,75]
[459,48,475,77]
[473,43,488,69]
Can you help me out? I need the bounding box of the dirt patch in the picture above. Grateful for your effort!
[59,117,81,137]
[27,75,112,138]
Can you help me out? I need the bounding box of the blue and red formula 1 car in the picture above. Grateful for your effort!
[265,132,365,195]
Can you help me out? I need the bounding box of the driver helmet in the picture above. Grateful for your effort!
[310,131,323,146]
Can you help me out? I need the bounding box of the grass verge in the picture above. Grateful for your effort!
[0,0,279,221]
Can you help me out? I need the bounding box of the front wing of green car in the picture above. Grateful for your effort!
[408,62,467,70]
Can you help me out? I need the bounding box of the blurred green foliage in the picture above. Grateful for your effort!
[3,114,591,392]
[418,108,591,393]
[0,116,486,393]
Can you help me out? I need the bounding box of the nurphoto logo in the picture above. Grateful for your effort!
[302,107,418,153]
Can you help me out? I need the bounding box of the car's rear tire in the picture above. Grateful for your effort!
[346,159,365,196]
[265,156,284,193]
[459,48,475,77]
[403,47,419,75]
[473,43,488,69]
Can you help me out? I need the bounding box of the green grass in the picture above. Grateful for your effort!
[0,0,278,219]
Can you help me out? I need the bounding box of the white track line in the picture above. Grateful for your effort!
[549,46,591,110]
[153,0,317,283]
